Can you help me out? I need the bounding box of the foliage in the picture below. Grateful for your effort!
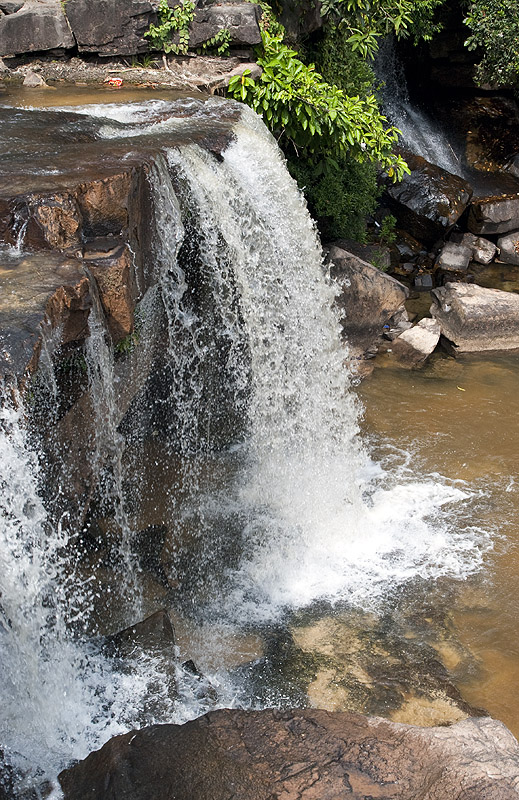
[197,28,232,56]
[227,26,409,180]
[319,0,445,58]
[464,0,519,88]
[312,23,375,98]
[379,213,397,245]
[145,0,195,55]
[288,153,379,241]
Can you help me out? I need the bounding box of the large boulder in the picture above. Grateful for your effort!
[0,0,74,56]
[59,709,519,800]
[327,244,409,357]
[188,3,261,48]
[65,0,156,56]
[468,194,519,236]
[431,282,519,353]
[385,150,473,247]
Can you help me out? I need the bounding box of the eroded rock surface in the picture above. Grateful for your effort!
[59,708,519,800]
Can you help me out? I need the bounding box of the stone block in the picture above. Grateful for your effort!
[435,241,472,273]
[392,317,441,367]
[431,281,519,352]
[468,194,519,236]
[497,231,519,265]
[65,0,156,56]
[385,150,473,247]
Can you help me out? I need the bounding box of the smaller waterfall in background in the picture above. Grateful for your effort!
[0,98,490,795]
[376,38,463,176]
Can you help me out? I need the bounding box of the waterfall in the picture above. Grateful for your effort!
[0,98,487,795]
[376,38,463,175]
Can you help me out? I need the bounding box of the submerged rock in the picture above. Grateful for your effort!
[385,150,473,246]
[327,244,409,358]
[431,282,519,353]
[59,709,519,800]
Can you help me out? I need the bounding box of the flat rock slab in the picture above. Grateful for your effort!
[385,150,473,247]
[431,282,519,353]
[328,244,408,357]
[59,708,519,800]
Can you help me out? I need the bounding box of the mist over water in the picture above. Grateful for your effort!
[0,99,489,793]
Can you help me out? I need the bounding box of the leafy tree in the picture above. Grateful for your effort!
[464,0,519,88]
[227,23,409,180]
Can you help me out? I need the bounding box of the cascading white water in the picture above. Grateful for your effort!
[0,98,489,795]
[376,38,463,175]
[155,106,486,623]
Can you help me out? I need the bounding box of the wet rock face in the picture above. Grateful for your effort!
[431,282,519,353]
[59,709,519,800]
[385,151,473,246]
[328,244,409,358]
[0,0,74,56]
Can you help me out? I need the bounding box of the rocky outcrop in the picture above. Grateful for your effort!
[0,0,74,57]
[431,282,519,353]
[385,150,473,246]
[188,3,261,48]
[328,244,409,357]
[468,194,519,236]
[0,0,261,57]
[391,317,441,367]
[65,0,156,56]
[59,709,519,800]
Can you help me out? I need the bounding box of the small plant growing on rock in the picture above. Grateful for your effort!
[197,28,232,57]
[379,214,397,245]
[145,0,195,56]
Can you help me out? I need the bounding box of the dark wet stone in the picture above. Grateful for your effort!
[385,150,473,247]
[103,609,176,660]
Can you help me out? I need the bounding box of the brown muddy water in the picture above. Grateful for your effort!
[358,348,519,736]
